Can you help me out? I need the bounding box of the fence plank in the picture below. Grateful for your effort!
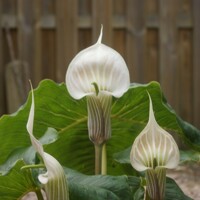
[0,1,5,115]
[56,0,78,82]
[113,0,125,16]
[178,29,193,123]
[126,0,146,82]
[78,0,91,16]
[92,0,112,45]
[33,0,42,85]
[159,0,179,109]
[78,29,92,51]
[144,29,159,82]
[41,30,56,80]
[16,0,32,98]
[113,29,126,58]
[193,0,200,129]
[1,0,18,114]
[146,0,158,28]
[177,0,192,28]
[17,0,33,69]
[0,0,199,128]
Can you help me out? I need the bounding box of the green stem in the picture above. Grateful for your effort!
[101,144,107,175]
[146,168,166,200]
[156,167,166,200]
[144,186,151,200]
[35,188,44,200]
[146,169,160,200]
[95,144,103,175]
[21,164,45,171]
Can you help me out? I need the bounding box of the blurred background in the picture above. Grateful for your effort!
[0,0,199,129]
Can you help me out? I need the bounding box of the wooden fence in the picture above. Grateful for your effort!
[0,0,200,129]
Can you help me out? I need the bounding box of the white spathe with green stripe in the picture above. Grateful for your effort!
[26,88,69,200]
[130,93,180,171]
[66,26,130,100]
[65,26,130,145]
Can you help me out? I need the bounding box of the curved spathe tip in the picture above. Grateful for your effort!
[97,25,103,44]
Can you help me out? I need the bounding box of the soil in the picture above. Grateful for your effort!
[22,164,200,200]
[167,163,200,200]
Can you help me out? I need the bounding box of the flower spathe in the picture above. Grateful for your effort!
[26,87,69,200]
[66,26,130,100]
[66,26,130,145]
[130,93,180,171]
[130,93,180,200]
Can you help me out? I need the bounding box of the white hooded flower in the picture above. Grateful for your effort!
[130,93,179,171]
[66,26,130,100]
[26,88,69,200]
[66,26,130,145]
[130,93,180,199]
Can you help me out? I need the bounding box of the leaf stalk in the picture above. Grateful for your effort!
[101,144,107,175]
[95,144,103,174]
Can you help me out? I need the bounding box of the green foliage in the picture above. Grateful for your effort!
[0,160,37,199]
[165,178,192,200]
[0,127,58,175]
[0,79,199,199]
[66,168,135,200]
[180,150,200,163]
[0,160,191,200]
[0,80,200,174]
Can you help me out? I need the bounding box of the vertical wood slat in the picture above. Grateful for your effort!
[78,29,92,51]
[42,30,56,80]
[0,1,6,115]
[126,0,146,82]
[193,0,200,129]
[159,0,179,109]
[178,30,193,123]
[113,0,125,16]
[113,29,126,58]
[17,0,33,67]
[126,0,134,82]
[144,29,159,82]
[17,0,33,89]
[0,0,199,130]
[33,0,42,85]
[144,0,159,83]
[4,0,31,113]
[16,0,32,94]
[92,0,112,45]
[56,0,78,82]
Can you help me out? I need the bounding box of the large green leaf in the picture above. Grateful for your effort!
[66,168,135,200]
[67,171,192,200]
[0,160,37,199]
[0,80,199,175]
[165,177,192,200]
